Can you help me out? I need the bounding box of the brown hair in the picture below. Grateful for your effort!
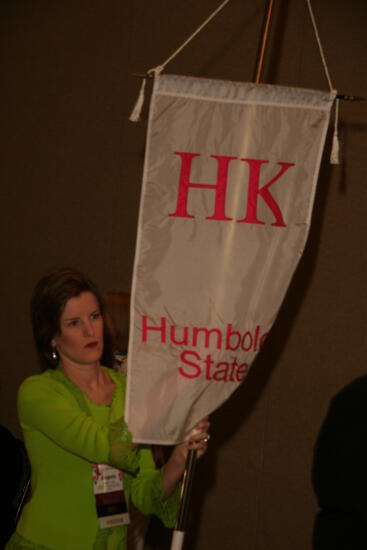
[30,268,114,370]
[102,291,130,354]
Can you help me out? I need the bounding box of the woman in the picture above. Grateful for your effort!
[7,268,210,550]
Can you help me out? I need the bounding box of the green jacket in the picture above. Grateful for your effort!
[7,368,179,550]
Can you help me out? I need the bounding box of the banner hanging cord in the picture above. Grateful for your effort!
[306,0,339,164]
[130,0,341,165]
[129,0,230,122]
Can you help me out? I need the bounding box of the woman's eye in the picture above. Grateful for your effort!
[91,311,101,321]
[67,319,78,327]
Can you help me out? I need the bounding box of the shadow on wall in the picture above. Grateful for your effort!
[337,120,367,195]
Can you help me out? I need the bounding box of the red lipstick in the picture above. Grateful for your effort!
[85,341,98,349]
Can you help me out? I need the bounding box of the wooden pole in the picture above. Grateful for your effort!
[254,0,275,84]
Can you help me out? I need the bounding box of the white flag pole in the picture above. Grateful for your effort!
[170,449,197,550]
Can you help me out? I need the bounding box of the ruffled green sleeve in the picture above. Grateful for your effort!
[18,374,139,474]
[108,418,139,473]
[6,531,49,549]
[129,447,181,528]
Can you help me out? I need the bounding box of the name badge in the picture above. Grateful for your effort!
[92,463,130,528]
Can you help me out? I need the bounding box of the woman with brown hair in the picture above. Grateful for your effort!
[7,268,209,550]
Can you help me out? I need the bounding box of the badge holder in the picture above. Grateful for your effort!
[92,463,130,528]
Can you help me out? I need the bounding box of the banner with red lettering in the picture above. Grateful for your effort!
[125,74,335,444]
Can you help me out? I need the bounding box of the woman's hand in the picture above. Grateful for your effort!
[161,417,210,499]
[171,416,210,466]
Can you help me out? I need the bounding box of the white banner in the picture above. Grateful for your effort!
[125,74,335,444]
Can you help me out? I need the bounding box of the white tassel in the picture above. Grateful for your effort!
[330,132,340,165]
[129,65,164,123]
[129,78,147,123]
[330,97,340,165]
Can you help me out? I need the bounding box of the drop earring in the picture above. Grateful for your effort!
[52,348,58,361]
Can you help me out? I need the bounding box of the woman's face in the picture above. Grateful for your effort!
[52,291,104,368]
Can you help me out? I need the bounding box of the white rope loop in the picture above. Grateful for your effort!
[130,0,340,165]
[129,0,230,122]
[306,0,333,91]
[158,0,230,73]
[306,0,339,164]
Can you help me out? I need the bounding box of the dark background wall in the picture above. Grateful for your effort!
[0,1,366,548]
